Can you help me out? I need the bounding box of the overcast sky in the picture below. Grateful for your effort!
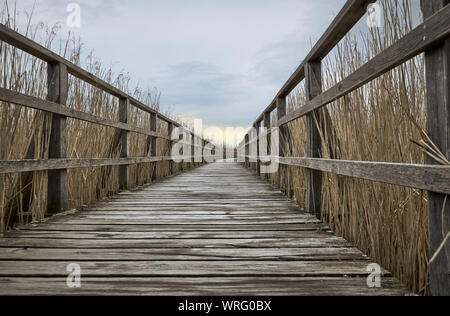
[5,0,357,129]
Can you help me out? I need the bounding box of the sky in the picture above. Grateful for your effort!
[5,0,355,143]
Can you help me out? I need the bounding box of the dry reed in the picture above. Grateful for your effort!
[0,1,185,231]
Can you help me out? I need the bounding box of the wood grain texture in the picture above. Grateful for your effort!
[278,157,450,195]
[47,62,68,213]
[0,162,409,295]
[421,0,450,297]
[305,61,323,217]
[118,98,130,190]
[0,277,410,296]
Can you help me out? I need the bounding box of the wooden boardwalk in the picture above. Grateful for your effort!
[0,162,410,295]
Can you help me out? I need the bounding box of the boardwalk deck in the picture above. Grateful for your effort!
[0,162,410,296]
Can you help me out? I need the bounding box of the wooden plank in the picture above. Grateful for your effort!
[2,230,335,240]
[421,0,450,297]
[0,87,168,139]
[44,218,322,226]
[0,247,366,261]
[0,157,164,174]
[47,62,68,214]
[305,61,323,217]
[0,237,352,249]
[277,5,450,126]
[20,223,324,232]
[277,157,450,195]
[0,260,385,277]
[0,277,411,296]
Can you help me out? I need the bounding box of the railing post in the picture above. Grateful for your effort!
[191,133,195,168]
[245,134,249,167]
[264,112,271,180]
[47,62,68,213]
[150,113,158,181]
[421,0,450,297]
[118,97,130,190]
[277,97,287,191]
[168,123,174,175]
[305,61,323,218]
[254,122,261,176]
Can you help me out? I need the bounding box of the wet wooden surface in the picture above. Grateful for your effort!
[0,162,410,296]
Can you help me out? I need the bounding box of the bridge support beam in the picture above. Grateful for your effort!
[47,62,68,214]
[421,0,450,297]
[305,61,323,218]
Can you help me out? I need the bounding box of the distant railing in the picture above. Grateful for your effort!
[238,0,450,296]
[0,23,211,214]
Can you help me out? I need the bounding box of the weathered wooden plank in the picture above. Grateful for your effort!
[2,230,334,240]
[47,61,68,214]
[45,218,322,225]
[19,223,324,232]
[421,0,450,297]
[277,5,450,126]
[0,247,366,261]
[0,277,411,296]
[0,260,385,277]
[0,157,164,174]
[278,157,450,195]
[0,237,352,249]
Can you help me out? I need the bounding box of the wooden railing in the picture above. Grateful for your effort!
[238,0,450,296]
[0,23,212,214]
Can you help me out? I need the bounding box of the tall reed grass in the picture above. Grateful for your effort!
[0,1,185,231]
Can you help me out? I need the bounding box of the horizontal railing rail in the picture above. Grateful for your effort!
[238,0,450,296]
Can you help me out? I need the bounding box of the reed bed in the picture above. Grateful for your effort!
[0,2,182,231]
